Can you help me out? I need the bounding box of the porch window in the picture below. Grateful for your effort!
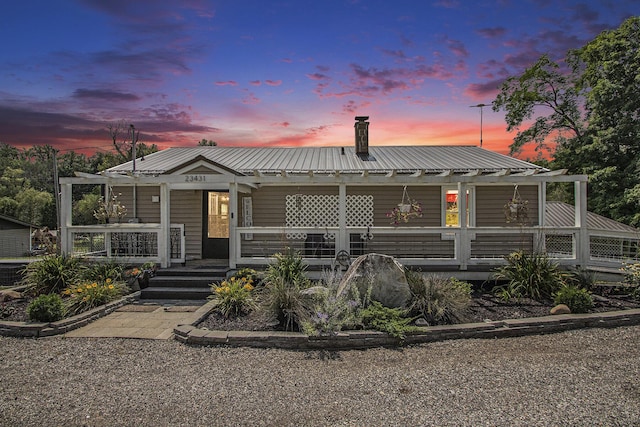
[207,192,229,238]
[444,188,471,227]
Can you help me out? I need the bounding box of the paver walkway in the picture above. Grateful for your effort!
[65,301,213,340]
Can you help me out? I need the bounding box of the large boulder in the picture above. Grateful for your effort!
[337,253,411,308]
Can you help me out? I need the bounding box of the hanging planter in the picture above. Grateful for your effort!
[387,186,423,225]
[504,185,529,224]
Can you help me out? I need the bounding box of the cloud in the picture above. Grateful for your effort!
[265,80,282,86]
[463,78,505,100]
[250,80,261,86]
[476,27,507,38]
[446,39,469,58]
[72,89,141,102]
[215,81,238,86]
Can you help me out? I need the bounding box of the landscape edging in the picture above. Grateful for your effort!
[0,291,140,338]
[174,308,640,350]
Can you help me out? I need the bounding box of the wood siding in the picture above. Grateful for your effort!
[348,186,441,227]
[0,229,31,257]
[475,185,539,227]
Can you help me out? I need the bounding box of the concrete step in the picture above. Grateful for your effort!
[140,286,212,300]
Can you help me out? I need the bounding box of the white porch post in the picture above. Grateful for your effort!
[159,183,170,268]
[60,183,73,255]
[338,184,348,256]
[537,182,547,252]
[575,180,589,266]
[229,182,238,269]
[458,182,468,270]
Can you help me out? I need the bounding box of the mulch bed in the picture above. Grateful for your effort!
[198,292,640,332]
[4,290,639,329]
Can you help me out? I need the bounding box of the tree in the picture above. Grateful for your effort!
[492,55,586,156]
[197,139,218,146]
[566,16,640,226]
[106,121,159,166]
[493,17,640,226]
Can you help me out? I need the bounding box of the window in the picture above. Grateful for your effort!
[444,188,472,227]
[207,192,229,238]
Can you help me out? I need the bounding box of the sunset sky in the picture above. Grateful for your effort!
[0,1,637,159]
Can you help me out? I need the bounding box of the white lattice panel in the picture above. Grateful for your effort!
[346,195,374,227]
[285,194,374,240]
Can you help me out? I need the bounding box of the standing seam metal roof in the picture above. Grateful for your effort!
[107,146,545,175]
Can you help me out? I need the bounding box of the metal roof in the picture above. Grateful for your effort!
[107,145,546,175]
[546,202,639,233]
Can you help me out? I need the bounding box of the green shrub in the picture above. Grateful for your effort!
[209,276,257,317]
[553,284,594,313]
[263,248,311,331]
[407,272,472,325]
[63,279,129,316]
[27,294,66,322]
[492,251,565,301]
[21,255,82,296]
[359,301,418,340]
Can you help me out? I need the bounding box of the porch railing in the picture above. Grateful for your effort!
[67,223,185,266]
[235,226,639,270]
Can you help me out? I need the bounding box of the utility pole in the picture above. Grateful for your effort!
[469,103,488,147]
[52,148,61,254]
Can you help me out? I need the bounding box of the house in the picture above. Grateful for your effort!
[0,214,36,258]
[59,117,639,278]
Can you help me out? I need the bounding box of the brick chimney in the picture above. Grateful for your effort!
[355,116,369,155]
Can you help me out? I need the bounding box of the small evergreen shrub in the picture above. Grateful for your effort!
[27,294,66,322]
[553,284,594,313]
[407,271,472,325]
[359,301,418,340]
[209,276,257,317]
[492,251,565,301]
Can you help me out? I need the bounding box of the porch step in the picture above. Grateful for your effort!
[139,268,229,300]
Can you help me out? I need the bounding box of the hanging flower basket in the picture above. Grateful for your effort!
[504,185,529,224]
[387,186,423,225]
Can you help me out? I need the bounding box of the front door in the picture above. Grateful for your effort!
[202,191,229,259]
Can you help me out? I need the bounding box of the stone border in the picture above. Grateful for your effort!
[0,292,140,338]
[174,308,640,350]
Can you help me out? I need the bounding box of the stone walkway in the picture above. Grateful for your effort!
[64,301,213,340]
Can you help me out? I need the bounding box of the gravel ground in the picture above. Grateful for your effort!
[2,326,639,427]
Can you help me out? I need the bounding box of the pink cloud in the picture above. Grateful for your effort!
[265,80,282,86]
[215,80,238,86]
[250,80,261,86]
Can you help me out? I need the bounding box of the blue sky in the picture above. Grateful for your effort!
[0,0,637,157]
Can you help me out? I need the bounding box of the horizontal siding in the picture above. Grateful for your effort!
[348,185,440,227]
[476,185,539,227]
[111,186,161,223]
[0,229,31,257]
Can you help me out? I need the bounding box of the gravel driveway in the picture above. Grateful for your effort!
[2,326,639,426]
